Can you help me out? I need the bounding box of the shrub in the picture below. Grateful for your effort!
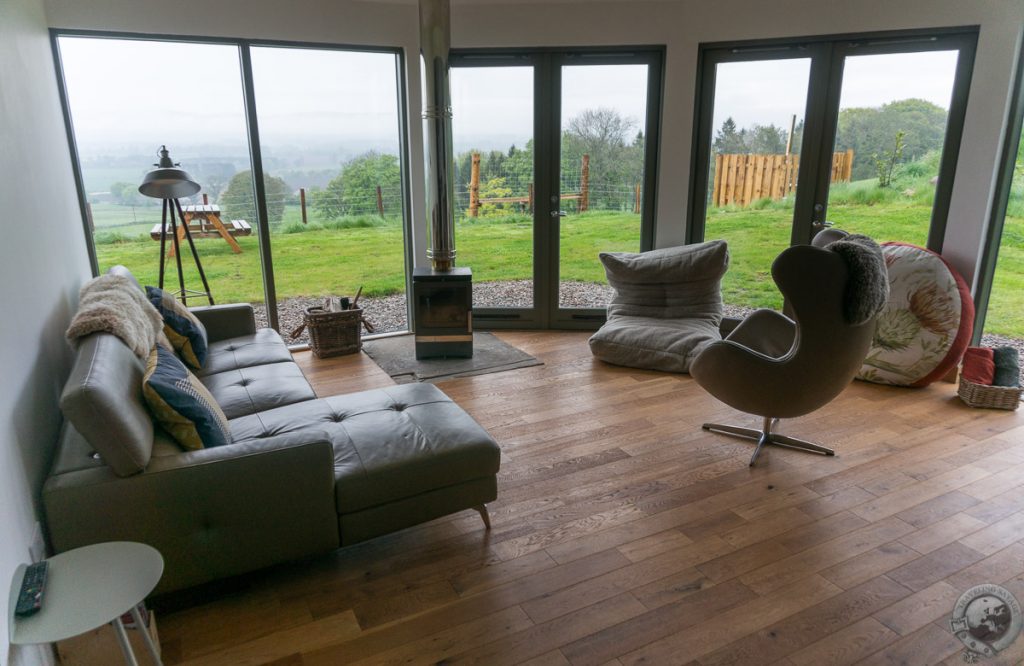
[94,230,144,244]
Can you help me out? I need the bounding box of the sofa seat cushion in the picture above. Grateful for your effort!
[589,315,721,373]
[201,362,316,419]
[230,383,500,514]
[196,328,294,377]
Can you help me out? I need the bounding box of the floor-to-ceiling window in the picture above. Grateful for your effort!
[976,41,1024,374]
[983,126,1024,356]
[57,36,266,319]
[249,45,409,337]
[54,33,411,340]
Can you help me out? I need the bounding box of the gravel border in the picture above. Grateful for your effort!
[255,280,619,346]
[254,282,1024,387]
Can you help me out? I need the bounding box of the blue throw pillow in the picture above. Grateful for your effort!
[142,345,231,450]
[146,286,208,368]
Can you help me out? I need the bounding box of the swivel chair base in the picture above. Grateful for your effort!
[702,416,834,466]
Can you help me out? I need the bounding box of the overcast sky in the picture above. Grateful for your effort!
[712,50,959,134]
[59,36,957,161]
[451,63,649,152]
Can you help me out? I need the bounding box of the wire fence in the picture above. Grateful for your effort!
[90,160,645,233]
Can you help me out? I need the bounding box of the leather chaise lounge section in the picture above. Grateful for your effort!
[44,273,500,594]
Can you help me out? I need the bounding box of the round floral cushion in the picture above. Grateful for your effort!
[858,242,974,387]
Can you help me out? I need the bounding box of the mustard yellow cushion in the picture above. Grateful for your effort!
[142,346,231,450]
[145,286,208,368]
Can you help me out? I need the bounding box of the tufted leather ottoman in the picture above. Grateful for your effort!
[230,383,501,544]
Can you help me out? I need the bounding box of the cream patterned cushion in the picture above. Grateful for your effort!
[858,242,974,387]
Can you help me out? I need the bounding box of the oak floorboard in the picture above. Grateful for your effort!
[152,331,1024,665]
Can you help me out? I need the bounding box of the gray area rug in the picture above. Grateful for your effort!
[362,332,542,384]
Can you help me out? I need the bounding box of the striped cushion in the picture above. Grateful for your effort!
[142,345,231,450]
[146,286,208,368]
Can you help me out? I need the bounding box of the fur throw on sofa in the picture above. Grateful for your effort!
[66,274,163,358]
[827,233,889,326]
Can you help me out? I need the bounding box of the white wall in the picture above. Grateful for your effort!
[40,0,1024,280]
[0,0,92,662]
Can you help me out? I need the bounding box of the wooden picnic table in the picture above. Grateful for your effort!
[150,204,252,256]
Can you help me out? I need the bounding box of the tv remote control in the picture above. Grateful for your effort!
[14,561,47,617]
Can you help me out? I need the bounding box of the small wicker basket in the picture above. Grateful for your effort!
[292,306,363,358]
[957,376,1022,411]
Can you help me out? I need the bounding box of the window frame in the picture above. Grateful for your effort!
[450,45,665,330]
[970,34,1024,342]
[49,28,414,337]
[686,26,979,252]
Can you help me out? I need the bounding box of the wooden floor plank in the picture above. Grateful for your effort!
[698,575,912,666]
[152,331,1024,665]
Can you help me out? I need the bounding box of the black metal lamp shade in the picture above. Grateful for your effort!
[139,145,213,306]
[138,145,200,199]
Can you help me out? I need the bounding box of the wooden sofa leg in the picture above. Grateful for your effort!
[475,504,492,530]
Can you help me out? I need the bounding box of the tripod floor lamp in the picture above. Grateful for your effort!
[139,145,214,305]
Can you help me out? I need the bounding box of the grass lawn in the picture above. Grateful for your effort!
[92,200,1024,337]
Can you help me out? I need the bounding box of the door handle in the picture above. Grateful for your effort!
[810,203,833,234]
[550,210,567,218]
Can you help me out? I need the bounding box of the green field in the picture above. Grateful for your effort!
[93,197,1024,338]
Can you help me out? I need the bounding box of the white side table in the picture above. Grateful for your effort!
[8,542,164,666]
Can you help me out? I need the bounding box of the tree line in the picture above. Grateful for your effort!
[221,107,646,222]
[713,98,949,182]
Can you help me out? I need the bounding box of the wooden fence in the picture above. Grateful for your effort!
[712,149,853,208]
[469,153,592,217]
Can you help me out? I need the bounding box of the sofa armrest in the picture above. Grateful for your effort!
[43,432,339,594]
[189,303,257,342]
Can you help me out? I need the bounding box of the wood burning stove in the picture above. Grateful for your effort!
[413,267,472,359]
[415,0,473,359]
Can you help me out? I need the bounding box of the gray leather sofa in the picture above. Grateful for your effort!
[44,269,500,594]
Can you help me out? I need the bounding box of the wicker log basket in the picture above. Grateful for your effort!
[957,375,1022,411]
[290,306,367,358]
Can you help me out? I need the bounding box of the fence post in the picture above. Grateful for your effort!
[785,113,796,156]
[528,182,534,214]
[634,183,641,214]
[712,154,723,207]
[376,185,385,217]
[844,149,854,182]
[740,155,753,207]
[469,153,481,217]
[580,154,590,213]
[299,188,307,224]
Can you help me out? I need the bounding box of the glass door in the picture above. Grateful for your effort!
[551,53,662,327]
[812,36,974,250]
[451,50,662,329]
[690,30,977,318]
[450,57,540,325]
[693,52,816,313]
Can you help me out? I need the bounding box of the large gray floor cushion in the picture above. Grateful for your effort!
[589,240,729,373]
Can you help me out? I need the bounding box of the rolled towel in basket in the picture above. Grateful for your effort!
[993,346,1020,387]
[961,347,995,385]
